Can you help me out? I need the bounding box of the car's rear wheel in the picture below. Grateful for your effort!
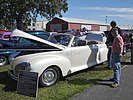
[0,56,7,66]
[39,67,60,87]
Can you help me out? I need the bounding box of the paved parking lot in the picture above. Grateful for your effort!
[71,52,133,100]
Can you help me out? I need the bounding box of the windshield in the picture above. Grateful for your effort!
[48,34,72,46]
[14,37,59,49]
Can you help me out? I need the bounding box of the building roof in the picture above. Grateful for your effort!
[119,25,133,30]
[56,17,109,26]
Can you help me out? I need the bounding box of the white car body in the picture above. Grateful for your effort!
[9,29,108,87]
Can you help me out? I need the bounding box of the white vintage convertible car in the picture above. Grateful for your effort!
[9,29,108,87]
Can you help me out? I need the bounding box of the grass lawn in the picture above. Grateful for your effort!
[0,54,130,100]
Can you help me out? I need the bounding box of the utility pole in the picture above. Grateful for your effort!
[105,16,108,24]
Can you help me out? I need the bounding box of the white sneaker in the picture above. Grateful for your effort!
[111,83,119,88]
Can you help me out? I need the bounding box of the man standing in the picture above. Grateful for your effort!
[111,21,124,88]
[105,31,114,69]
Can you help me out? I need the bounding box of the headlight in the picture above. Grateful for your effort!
[9,51,21,63]
[14,62,31,76]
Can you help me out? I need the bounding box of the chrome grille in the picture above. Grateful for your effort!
[14,65,25,76]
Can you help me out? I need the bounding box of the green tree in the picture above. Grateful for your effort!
[0,0,68,30]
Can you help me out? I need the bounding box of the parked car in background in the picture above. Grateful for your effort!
[0,30,12,66]
[0,30,50,66]
[9,29,108,87]
[0,38,16,66]
[0,37,36,66]
[0,31,12,48]
[0,50,15,66]
[122,32,131,53]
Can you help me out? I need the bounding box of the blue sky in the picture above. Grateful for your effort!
[39,0,133,26]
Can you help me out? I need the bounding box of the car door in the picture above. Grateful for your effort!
[87,44,99,66]
[70,45,91,72]
[96,43,108,63]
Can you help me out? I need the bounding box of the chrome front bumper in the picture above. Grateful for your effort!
[8,70,18,81]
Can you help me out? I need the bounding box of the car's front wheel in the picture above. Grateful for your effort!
[0,56,7,66]
[39,67,60,87]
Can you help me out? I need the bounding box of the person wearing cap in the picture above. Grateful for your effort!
[110,21,124,88]
[105,21,124,69]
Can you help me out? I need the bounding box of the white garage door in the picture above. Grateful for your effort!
[81,25,91,30]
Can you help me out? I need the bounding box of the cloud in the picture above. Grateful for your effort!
[80,7,133,20]
[80,7,133,13]
[101,14,133,20]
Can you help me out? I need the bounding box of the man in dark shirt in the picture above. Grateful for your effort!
[105,21,124,69]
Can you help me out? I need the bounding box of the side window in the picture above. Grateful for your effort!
[17,38,34,46]
[19,38,31,43]
[16,38,40,48]
[33,34,49,40]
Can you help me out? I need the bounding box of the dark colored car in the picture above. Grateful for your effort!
[0,30,50,66]
[26,30,50,40]
[0,50,15,66]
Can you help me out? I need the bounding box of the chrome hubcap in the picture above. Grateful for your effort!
[42,68,57,85]
[0,56,6,66]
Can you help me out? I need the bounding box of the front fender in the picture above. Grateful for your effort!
[29,55,71,77]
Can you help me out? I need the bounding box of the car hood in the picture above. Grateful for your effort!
[11,29,64,50]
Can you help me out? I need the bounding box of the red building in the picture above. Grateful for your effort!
[46,17,110,32]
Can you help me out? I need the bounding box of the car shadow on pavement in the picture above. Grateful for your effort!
[0,70,17,92]
[66,78,112,87]
[90,66,110,71]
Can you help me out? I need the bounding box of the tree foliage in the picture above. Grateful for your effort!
[0,0,68,30]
